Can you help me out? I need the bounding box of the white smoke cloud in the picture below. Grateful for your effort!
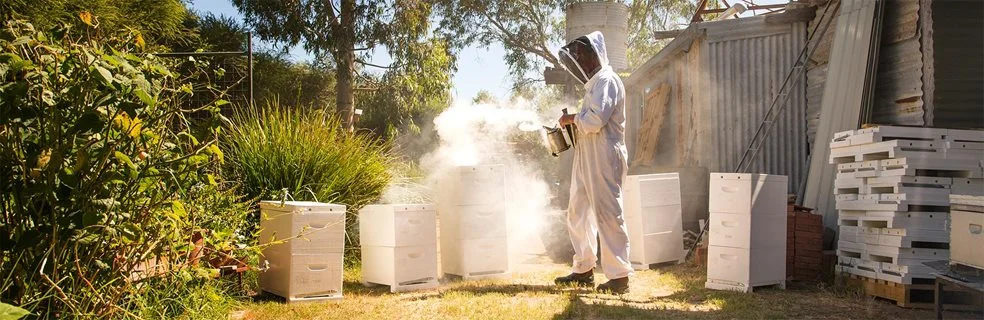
[410,95,572,267]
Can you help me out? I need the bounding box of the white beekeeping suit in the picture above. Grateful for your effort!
[566,31,632,281]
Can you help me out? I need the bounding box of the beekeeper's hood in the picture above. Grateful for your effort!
[557,31,610,85]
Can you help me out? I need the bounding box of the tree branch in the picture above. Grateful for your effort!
[355,59,394,69]
[479,11,559,69]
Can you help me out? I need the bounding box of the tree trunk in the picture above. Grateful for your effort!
[335,0,357,131]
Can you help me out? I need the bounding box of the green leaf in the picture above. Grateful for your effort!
[214,99,230,107]
[11,36,31,47]
[113,151,136,170]
[133,88,155,107]
[171,200,187,218]
[0,302,30,320]
[94,66,114,86]
[121,223,140,243]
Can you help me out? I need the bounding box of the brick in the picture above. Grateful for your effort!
[796,213,823,225]
[796,255,822,265]
[795,250,823,259]
[795,262,823,272]
[795,237,823,247]
[796,231,823,240]
[796,223,823,232]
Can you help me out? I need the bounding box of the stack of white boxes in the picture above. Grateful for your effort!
[259,201,346,303]
[359,204,439,292]
[705,173,788,293]
[830,126,984,285]
[438,165,510,279]
[623,173,685,270]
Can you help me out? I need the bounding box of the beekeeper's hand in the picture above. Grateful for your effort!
[558,114,576,126]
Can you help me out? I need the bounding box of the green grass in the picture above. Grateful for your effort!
[237,262,959,320]
[221,103,395,263]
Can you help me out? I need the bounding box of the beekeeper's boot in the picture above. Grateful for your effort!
[554,269,594,287]
[596,277,629,294]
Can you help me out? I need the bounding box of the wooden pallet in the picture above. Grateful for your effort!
[839,272,984,311]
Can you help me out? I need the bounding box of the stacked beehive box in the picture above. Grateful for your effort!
[259,201,346,303]
[359,204,439,292]
[705,173,788,293]
[623,173,686,270]
[949,195,984,271]
[786,204,824,281]
[830,126,984,303]
[438,165,510,280]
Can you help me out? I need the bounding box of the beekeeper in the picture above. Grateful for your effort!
[553,31,631,294]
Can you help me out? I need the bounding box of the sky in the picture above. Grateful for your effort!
[190,0,788,102]
[189,0,513,102]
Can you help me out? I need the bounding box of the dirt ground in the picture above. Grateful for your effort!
[236,258,982,320]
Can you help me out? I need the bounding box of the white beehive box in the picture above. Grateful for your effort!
[706,173,787,292]
[950,195,984,270]
[708,173,788,216]
[259,201,346,302]
[438,165,509,279]
[359,204,437,247]
[359,204,439,292]
[623,173,685,270]
[438,165,507,206]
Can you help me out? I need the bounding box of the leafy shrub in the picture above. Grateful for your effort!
[0,20,253,318]
[222,102,394,263]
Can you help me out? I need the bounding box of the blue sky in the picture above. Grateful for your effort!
[189,0,513,102]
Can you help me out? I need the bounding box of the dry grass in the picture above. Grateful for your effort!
[239,262,978,320]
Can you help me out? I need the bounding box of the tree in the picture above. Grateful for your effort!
[435,0,694,90]
[0,0,190,46]
[625,0,696,68]
[434,0,565,89]
[231,0,449,131]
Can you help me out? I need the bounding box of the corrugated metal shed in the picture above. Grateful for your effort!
[803,0,984,228]
[870,0,924,126]
[803,0,884,229]
[625,13,810,193]
[806,0,984,144]
[705,18,809,191]
[926,0,984,128]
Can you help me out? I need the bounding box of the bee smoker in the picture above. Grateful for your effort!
[545,108,577,157]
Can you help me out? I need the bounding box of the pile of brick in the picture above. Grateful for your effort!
[786,204,824,281]
[829,126,983,305]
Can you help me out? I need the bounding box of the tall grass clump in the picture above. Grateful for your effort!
[222,102,395,262]
[0,20,255,319]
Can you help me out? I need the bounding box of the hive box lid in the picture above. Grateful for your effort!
[362,204,435,212]
[710,173,787,183]
[626,172,680,181]
[260,201,346,212]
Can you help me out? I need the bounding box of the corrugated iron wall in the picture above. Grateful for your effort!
[870,0,925,126]
[704,18,809,192]
[928,0,984,128]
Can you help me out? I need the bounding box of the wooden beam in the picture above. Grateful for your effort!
[631,83,672,167]
[713,3,748,21]
[691,0,710,23]
[701,4,787,14]
[764,6,818,24]
[653,29,685,40]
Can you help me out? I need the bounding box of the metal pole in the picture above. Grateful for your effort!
[247,31,254,107]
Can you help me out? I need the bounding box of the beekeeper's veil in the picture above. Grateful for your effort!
[557,31,609,85]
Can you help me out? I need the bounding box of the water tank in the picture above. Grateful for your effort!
[565,2,629,71]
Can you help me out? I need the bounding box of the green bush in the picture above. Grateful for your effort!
[0,20,254,318]
[222,102,394,263]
